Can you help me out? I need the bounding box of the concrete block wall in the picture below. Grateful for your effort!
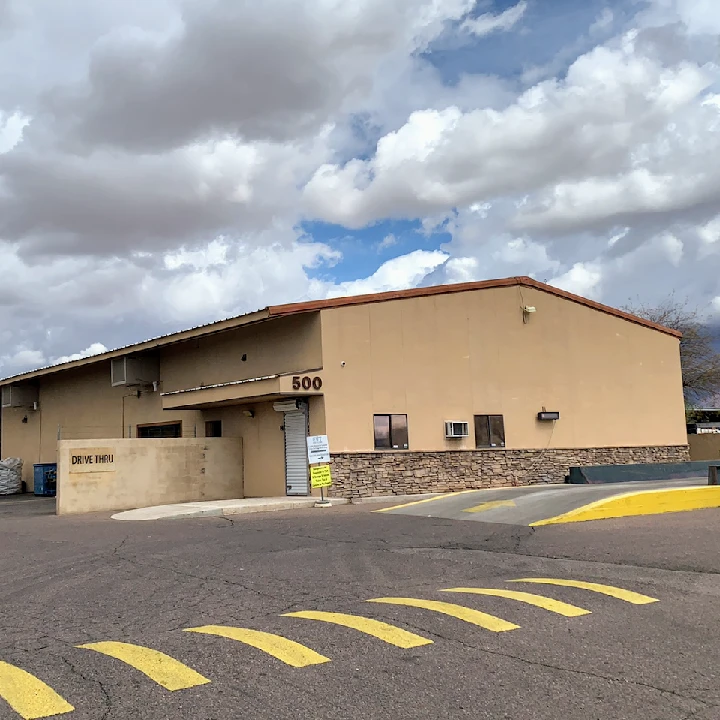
[328,445,691,498]
[57,438,244,514]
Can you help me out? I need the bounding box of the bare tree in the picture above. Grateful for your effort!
[624,296,720,408]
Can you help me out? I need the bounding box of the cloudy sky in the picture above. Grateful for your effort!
[1,0,719,375]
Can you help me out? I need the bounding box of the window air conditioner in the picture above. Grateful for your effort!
[111,356,159,388]
[1,384,39,409]
[445,421,469,439]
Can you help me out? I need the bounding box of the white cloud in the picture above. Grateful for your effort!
[304,35,712,229]
[462,1,527,37]
[53,343,108,366]
[325,249,449,298]
[1,348,46,371]
[549,263,603,299]
[377,233,398,251]
[0,111,29,153]
[590,8,614,35]
[1,0,720,378]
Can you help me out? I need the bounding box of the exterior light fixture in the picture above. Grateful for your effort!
[537,411,559,421]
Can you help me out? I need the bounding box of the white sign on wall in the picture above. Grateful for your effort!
[306,435,330,465]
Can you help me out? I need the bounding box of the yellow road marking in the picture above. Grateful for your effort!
[77,642,210,691]
[530,486,720,526]
[283,611,433,648]
[463,499,516,513]
[374,490,479,513]
[440,588,590,617]
[367,598,519,631]
[0,661,74,719]
[509,579,658,605]
[184,626,330,668]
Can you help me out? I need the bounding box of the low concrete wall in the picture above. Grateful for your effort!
[328,445,690,499]
[57,438,243,515]
[689,434,720,461]
[567,460,714,484]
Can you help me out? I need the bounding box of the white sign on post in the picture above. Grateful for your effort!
[306,434,330,465]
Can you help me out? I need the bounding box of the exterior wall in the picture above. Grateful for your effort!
[201,396,327,498]
[329,445,691,498]
[689,434,720,461]
[0,314,323,492]
[57,438,243,514]
[320,285,687,453]
[160,314,322,393]
[201,402,286,498]
[1,363,201,487]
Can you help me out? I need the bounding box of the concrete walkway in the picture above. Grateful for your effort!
[111,493,440,521]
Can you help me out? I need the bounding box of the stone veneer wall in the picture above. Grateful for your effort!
[328,445,690,499]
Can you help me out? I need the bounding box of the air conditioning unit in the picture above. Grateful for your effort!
[111,356,159,388]
[1,384,39,409]
[445,421,469,439]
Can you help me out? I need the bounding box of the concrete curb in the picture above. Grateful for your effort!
[221,498,349,516]
[111,493,445,520]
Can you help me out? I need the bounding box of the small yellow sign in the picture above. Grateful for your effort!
[310,465,332,489]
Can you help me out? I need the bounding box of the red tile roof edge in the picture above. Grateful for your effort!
[268,276,682,339]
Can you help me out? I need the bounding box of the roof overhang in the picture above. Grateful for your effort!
[160,370,324,410]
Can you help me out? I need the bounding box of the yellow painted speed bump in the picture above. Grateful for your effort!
[185,626,330,668]
[283,611,433,648]
[367,598,519,632]
[0,661,74,719]
[77,642,210,691]
[510,579,658,605]
[462,500,516,513]
[441,588,590,617]
[530,486,720,526]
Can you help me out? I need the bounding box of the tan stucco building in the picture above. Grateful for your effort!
[0,277,690,505]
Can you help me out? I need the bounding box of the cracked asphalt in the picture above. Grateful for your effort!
[2,495,720,719]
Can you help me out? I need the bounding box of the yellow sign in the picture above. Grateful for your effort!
[310,465,332,489]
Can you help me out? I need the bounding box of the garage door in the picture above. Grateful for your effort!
[284,410,309,496]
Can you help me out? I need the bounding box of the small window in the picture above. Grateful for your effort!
[474,415,505,448]
[205,420,222,438]
[137,422,182,439]
[374,414,409,450]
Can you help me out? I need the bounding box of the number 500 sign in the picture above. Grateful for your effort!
[292,375,323,391]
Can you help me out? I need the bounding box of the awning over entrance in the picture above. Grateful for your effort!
[160,370,324,410]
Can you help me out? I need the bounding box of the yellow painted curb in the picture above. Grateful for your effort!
[531,486,720,526]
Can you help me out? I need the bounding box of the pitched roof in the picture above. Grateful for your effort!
[269,275,681,338]
[0,276,680,386]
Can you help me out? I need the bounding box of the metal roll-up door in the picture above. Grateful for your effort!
[283,410,309,496]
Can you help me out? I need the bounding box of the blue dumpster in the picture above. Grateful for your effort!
[33,463,57,497]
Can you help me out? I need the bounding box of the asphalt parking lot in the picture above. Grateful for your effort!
[1,498,720,719]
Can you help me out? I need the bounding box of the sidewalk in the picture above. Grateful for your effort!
[111,493,440,521]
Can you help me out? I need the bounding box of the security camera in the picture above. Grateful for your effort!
[340,361,346,367]
[523,306,536,313]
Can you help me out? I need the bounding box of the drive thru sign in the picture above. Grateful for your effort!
[306,435,330,464]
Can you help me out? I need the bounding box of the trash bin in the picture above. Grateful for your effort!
[33,463,57,497]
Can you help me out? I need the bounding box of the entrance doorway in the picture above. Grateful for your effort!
[274,400,309,496]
